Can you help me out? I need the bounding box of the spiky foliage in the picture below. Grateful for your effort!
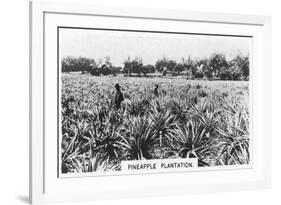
[123,116,157,160]
[215,97,250,165]
[61,73,250,173]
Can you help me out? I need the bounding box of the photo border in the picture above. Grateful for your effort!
[30,1,271,204]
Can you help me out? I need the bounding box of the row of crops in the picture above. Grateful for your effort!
[61,74,250,173]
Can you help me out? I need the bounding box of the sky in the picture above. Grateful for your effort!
[59,28,251,67]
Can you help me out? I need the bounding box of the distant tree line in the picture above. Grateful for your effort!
[61,53,249,80]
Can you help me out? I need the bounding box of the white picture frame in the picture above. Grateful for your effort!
[29,1,272,204]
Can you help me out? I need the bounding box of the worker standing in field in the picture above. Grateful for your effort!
[154,84,159,97]
[114,83,124,110]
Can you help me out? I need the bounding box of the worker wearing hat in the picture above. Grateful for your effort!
[114,83,124,110]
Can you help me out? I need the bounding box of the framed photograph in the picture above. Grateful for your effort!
[29,1,272,204]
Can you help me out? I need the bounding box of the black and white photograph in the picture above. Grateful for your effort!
[59,27,251,175]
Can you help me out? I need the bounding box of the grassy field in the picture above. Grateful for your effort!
[61,73,250,173]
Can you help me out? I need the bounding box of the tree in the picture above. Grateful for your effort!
[77,57,93,74]
[123,57,144,76]
[104,56,112,68]
[89,56,121,76]
[183,56,195,79]
[89,60,99,76]
[209,54,228,78]
[219,66,232,80]
[231,54,249,80]
[99,56,113,75]
[230,65,242,80]
[61,56,73,72]
[193,64,204,79]
[173,63,185,74]
[155,57,177,75]
[194,58,211,79]
[220,65,242,80]
[142,64,156,75]
[61,56,94,73]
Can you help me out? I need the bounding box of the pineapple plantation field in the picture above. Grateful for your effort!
[61,73,250,174]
